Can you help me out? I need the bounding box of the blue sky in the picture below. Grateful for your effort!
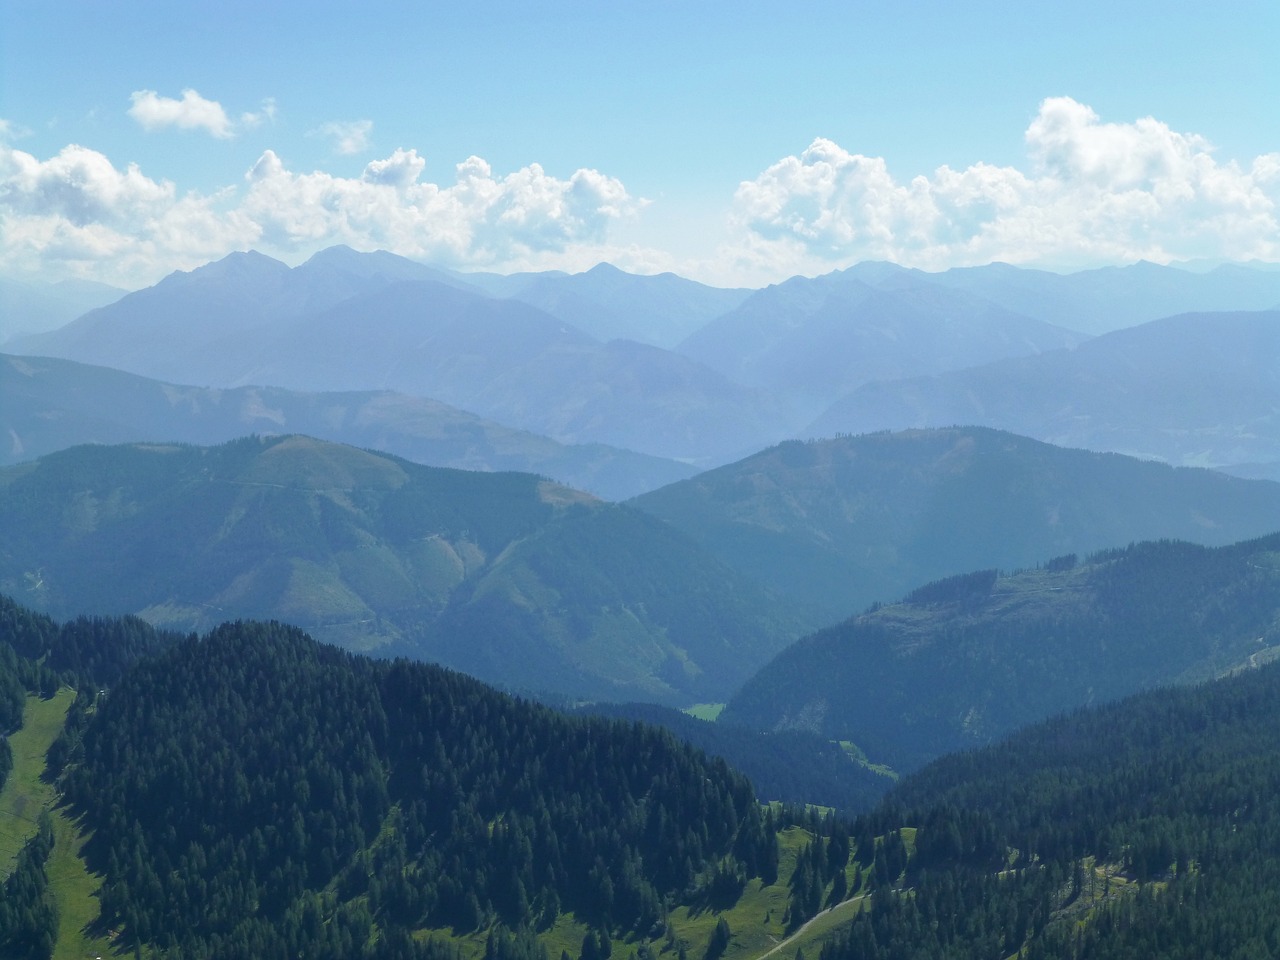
[2,1,1278,288]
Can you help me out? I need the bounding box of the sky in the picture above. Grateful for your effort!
[2,0,1278,289]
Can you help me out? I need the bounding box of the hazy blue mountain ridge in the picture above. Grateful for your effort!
[12,253,792,464]
[676,268,1086,416]
[922,258,1280,334]
[810,309,1280,470]
[0,352,697,500]
[0,275,127,344]
[12,249,1280,472]
[463,260,752,347]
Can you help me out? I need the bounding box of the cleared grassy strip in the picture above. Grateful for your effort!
[683,704,725,722]
[0,689,74,872]
[536,911,593,960]
[48,810,112,960]
[0,690,112,960]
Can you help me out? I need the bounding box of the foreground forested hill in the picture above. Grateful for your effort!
[7,615,774,959]
[822,652,1280,959]
[13,590,1280,957]
[6,606,788,960]
[722,533,1280,772]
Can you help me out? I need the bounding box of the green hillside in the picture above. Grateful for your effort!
[722,533,1280,772]
[12,582,1280,957]
[817,646,1280,959]
[0,598,870,960]
[632,427,1280,620]
[0,436,808,704]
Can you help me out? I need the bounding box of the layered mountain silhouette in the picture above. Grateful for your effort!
[0,275,126,343]
[464,260,751,346]
[1,352,695,500]
[13,250,789,463]
[25,249,1276,467]
[810,310,1280,471]
[677,268,1086,415]
[912,258,1280,334]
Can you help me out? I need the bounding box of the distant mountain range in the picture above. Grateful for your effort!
[810,310,1280,470]
[0,275,126,343]
[14,247,1280,469]
[462,260,752,347]
[1,352,696,501]
[0,435,808,703]
[901,258,1280,335]
[676,269,1086,416]
[11,250,790,464]
[632,427,1280,619]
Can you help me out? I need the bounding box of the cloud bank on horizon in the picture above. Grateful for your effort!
[1,94,1277,288]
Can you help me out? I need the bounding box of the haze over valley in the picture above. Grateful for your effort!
[3,4,1280,959]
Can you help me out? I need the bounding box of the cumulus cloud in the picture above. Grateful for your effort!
[361,147,426,187]
[729,97,1280,275]
[314,119,373,155]
[9,97,1276,288]
[0,140,257,284]
[240,149,643,264]
[128,89,235,139]
[0,138,642,286]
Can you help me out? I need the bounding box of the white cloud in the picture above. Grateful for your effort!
[240,98,278,130]
[0,118,32,142]
[0,139,642,286]
[240,149,643,264]
[8,98,1277,288]
[128,89,235,139]
[0,141,257,285]
[727,97,1280,277]
[362,147,425,187]
[314,119,373,156]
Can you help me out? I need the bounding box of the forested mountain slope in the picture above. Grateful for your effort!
[574,701,894,812]
[632,428,1280,619]
[822,650,1280,959]
[0,436,807,703]
[2,615,775,960]
[722,533,1280,772]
